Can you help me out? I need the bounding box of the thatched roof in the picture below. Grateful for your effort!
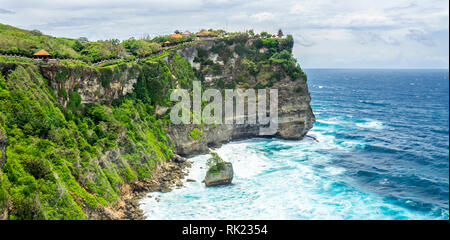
[196,30,219,37]
[33,49,51,56]
[170,34,182,39]
[196,30,212,37]
[181,31,192,36]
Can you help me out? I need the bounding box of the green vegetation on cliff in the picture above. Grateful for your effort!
[0,24,308,219]
[194,32,307,89]
[0,23,193,63]
[206,152,225,175]
[0,65,173,219]
[0,23,81,59]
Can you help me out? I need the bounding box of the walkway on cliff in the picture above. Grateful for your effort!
[0,36,220,68]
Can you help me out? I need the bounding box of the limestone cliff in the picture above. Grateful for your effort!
[39,63,140,106]
[0,33,315,219]
[168,38,315,156]
[34,37,315,157]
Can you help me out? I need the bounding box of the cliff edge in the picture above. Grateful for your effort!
[0,31,314,219]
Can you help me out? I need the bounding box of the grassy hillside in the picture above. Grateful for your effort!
[0,63,175,219]
[0,23,82,59]
[0,23,162,62]
[0,23,170,63]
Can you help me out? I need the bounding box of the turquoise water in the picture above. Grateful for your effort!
[140,69,449,220]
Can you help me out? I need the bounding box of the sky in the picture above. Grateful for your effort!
[0,0,448,68]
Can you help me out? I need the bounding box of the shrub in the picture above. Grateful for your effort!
[99,68,113,88]
[122,38,161,57]
[234,44,248,56]
[279,34,294,52]
[0,171,9,213]
[171,54,196,88]
[10,193,44,220]
[203,59,214,66]
[206,152,225,175]
[189,128,203,140]
[23,157,51,179]
[197,48,208,59]
[55,70,70,83]
[253,38,263,49]
[67,91,82,112]
[58,88,68,100]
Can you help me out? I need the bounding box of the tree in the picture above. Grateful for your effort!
[30,30,42,36]
[253,38,263,49]
[277,29,284,38]
[78,37,89,43]
[72,40,85,52]
[260,31,270,38]
[174,30,180,34]
[279,34,294,52]
[111,39,120,46]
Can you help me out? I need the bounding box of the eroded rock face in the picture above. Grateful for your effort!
[204,162,234,187]
[39,64,138,106]
[167,40,315,157]
[166,69,315,157]
[36,39,315,158]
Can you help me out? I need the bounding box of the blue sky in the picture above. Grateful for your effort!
[0,0,448,68]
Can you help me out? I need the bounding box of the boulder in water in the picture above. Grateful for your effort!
[204,162,234,187]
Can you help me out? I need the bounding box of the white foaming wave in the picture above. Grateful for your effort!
[216,141,270,179]
[339,141,366,149]
[356,119,385,130]
[184,154,209,183]
[303,130,356,152]
[139,127,445,219]
[324,166,346,175]
[316,119,342,126]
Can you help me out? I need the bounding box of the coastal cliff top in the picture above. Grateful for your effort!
[0,23,292,66]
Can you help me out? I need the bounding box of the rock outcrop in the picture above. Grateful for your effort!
[204,162,234,187]
[35,38,315,157]
[39,64,139,106]
[167,39,315,157]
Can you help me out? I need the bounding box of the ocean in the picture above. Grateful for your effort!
[140,69,449,220]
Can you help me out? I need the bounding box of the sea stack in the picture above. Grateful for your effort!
[204,162,234,187]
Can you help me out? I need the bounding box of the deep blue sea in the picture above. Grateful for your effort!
[141,69,449,220]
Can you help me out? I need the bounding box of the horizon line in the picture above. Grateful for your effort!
[303,67,449,70]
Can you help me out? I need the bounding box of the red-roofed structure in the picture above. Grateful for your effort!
[33,49,51,57]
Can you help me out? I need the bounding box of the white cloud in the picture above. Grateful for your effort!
[250,12,275,22]
[406,29,435,46]
[0,0,448,68]
[0,8,14,14]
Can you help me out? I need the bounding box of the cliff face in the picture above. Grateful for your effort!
[166,76,315,156]
[38,39,315,157]
[39,63,139,106]
[35,39,315,157]
[0,33,315,219]
[168,39,315,156]
[34,38,315,157]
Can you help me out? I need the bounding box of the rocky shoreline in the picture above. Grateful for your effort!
[88,154,192,220]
